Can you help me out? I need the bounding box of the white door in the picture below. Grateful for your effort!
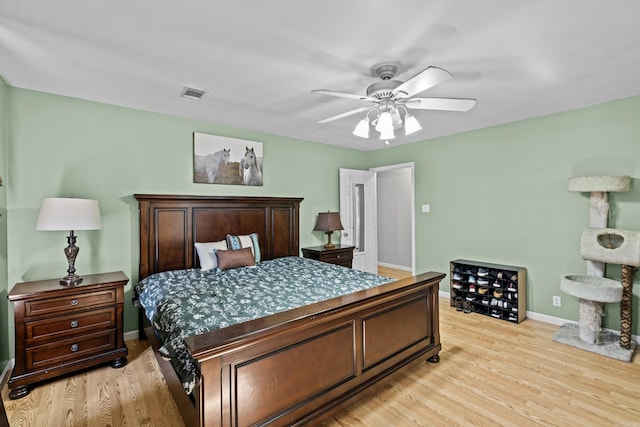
[339,168,377,273]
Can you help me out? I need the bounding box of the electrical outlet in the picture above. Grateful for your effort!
[552,295,561,307]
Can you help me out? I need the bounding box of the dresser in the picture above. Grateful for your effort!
[301,245,355,268]
[7,271,129,399]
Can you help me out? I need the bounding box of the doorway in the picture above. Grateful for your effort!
[371,163,415,275]
[339,163,415,275]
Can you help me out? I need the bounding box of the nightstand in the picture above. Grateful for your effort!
[7,271,129,399]
[301,245,355,268]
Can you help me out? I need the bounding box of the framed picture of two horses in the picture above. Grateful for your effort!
[193,132,263,186]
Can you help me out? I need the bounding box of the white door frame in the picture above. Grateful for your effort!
[370,162,416,275]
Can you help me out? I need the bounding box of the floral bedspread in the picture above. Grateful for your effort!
[134,256,392,393]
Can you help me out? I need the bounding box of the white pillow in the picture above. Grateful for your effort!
[194,240,228,271]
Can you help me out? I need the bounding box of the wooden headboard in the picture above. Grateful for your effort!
[135,194,303,280]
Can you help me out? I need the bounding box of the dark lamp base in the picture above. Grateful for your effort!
[61,231,83,287]
[323,230,337,250]
[60,275,83,287]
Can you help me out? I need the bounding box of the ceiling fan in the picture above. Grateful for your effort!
[312,63,476,141]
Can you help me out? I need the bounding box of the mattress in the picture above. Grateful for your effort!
[134,256,392,393]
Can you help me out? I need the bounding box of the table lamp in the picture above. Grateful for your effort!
[36,198,102,286]
[314,211,344,249]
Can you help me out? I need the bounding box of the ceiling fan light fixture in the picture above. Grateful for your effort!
[352,117,370,138]
[379,126,395,140]
[390,108,403,129]
[375,111,393,133]
[404,114,422,136]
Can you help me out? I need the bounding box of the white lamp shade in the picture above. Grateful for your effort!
[375,111,393,132]
[379,127,395,140]
[36,198,102,231]
[352,118,370,138]
[390,108,402,126]
[404,114,423,135]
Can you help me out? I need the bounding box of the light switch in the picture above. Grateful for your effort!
[422,204,430,213]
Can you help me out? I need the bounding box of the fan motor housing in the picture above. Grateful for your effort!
[366,80,403,100]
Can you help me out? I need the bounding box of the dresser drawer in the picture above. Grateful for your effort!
[24,289,117,318]
[26,329,116,371]
[26,307,117,344]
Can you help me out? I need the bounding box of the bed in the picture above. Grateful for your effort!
[134,194,444,427]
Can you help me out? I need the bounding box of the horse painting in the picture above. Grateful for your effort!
[240,146,263,186]
[194,148,231,183]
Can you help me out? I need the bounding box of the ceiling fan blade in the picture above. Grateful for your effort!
[392,66,452,98]
[405,97,476,112]
[312,89,375,102]
[317,106,371,124]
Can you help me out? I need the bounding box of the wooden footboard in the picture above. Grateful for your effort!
[185,272,443,427]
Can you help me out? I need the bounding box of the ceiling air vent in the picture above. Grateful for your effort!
[181,87,207,100]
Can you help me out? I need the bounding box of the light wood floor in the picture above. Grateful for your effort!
[1,339,181,427]
[377,265,412,280]
[3,267,639,426]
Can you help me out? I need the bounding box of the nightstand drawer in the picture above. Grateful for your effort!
[25,289,117,318]
[302,245,355,269]
[26,329,116,371]
[26,307,116,343]
[322,252,353,266]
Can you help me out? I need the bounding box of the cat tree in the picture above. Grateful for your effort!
[553,176,637,362]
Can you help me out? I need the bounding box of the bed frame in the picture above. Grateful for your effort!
[135,194,444,427]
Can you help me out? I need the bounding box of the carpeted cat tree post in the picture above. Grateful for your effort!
[553,176,637,362]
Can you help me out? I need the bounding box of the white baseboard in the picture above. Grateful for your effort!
[378,262,412,272]
[440,290,639,344]
[0,359,13,386]
[124,330,139,341]
[526,310,568,326]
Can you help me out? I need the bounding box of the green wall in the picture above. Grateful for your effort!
[367,95,640,333]
[3,87,368,360]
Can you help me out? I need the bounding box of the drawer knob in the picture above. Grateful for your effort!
[70,299,79,306]
[70,344,79,352]
[70,320,79,328]
[337,255,341,258]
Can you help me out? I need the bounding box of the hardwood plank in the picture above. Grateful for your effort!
[2,339,184,427]
[2,299,639,426]
[325,301,640,427]
[378,265,412,280]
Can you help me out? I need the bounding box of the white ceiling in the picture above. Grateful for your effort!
[1,1,640,151]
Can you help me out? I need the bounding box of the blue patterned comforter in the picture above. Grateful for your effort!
[135,256,392,393]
